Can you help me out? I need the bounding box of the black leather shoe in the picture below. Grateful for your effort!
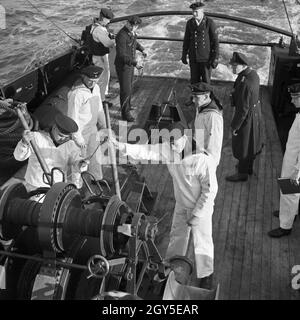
[226,173,248,182]
[273,210,279,218]
[268,227,292,238]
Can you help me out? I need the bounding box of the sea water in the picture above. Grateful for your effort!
[0,0,299,85]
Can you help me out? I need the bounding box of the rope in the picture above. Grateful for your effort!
[281,0,294,35]
[0,100,20,137]
[24,0,80,44]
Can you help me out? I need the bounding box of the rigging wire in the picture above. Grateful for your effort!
[24,0,80,44]
[281,0,295,35]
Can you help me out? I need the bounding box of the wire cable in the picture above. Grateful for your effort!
[24,0,80,44]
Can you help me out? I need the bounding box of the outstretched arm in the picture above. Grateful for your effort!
[111,138,171,162]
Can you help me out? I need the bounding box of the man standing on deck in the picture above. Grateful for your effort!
[181,1,219,85]
[88,8,115,101]
[114,16,147,122]
[67,65,107,184]
[110,122,218,289]
[226,52,263,182]
[190,82,223,166]
[268,83,300,238]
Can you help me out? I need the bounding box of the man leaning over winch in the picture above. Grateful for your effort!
[110,121,218,289]
[13,113,86,191]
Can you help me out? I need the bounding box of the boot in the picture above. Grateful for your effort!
[226,173,248,182]
[268,227,292,238]
[235,164,253,175]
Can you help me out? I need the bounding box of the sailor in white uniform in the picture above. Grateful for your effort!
[110,121,218,288]
[268,83,300,237]
[191,82,223,166]
[67,65,107,182]
[14,113,85,191]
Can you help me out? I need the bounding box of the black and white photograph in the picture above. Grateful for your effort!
[0,0,300,306]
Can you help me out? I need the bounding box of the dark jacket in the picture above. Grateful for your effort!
[182,16,219,64]
[231,67,263,159]
[114,26,144,67]
[81,24,110,56]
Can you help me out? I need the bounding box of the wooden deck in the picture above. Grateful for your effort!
[106,75,300,300]
[2,75,300,300]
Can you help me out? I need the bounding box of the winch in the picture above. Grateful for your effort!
[0,179,165,300]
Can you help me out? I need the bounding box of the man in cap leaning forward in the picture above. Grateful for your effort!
[268,83,300,237]
[110,122,218,289]
[226,51,263,182]
[14,113,85,191]
[67,65,107,183]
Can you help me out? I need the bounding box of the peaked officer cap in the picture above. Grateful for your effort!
[190,2,205,9]
[288,83,300,96]
[55,113,78,134]
[229,52,249,66]
[128,15,142,26]
[81,65,103,79]
[190,82,214,95]
[100,8,114,20]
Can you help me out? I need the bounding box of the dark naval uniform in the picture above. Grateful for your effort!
[114,25,144,121]
[182,16,219,84]
[231,67,263,174]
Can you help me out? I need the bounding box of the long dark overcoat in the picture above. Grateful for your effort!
[231,67,263,160]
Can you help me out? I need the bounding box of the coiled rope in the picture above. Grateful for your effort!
[0,100,35,168]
